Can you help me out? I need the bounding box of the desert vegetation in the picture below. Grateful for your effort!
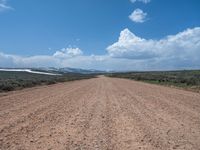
[106,70,200,92]
[0,71,96,92]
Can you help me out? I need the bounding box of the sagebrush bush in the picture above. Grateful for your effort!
[106,70,200,89]
[0,71,96,92]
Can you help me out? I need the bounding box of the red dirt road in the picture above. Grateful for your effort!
[0,76,200,150]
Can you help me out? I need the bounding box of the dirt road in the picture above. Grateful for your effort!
[0,76,200,150]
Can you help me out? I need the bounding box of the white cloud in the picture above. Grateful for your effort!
[129,9,147,23]
[0,27,200,71]
[0,52,60,68]
[130,0,151,4]
[107,27,200,62]
[0,0,13,12]
[53,47,83,58]
[107,28,155,59]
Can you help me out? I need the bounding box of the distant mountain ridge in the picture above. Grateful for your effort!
[0,67,106,74]
[0,68,61,76]
[57,67,105,74]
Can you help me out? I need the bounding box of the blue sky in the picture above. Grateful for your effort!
[0,0,200,71]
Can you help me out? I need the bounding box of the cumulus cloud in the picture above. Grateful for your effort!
[0,52,59,68]
[107,29,156,59]
[107,27,200,69]
[130,0,151,4]
[53,47,83,58]
[0,0,13,12]
[1,27,200,71]
[129,9,147,23]
[0,47,83,68]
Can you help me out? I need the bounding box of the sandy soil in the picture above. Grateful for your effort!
[0,76,200,150]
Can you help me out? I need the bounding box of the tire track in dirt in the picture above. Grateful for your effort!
[0,76,200,150]
[109,78,200,149]
[0,79,97,149]
[0,80,92,117]
[0,80,94,129]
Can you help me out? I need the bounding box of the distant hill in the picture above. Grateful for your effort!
[0,67,106,75]
[0,68,61,76]
[58,67,105,74]
[37,67,105,74]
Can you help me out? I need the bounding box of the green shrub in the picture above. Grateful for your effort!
[106,70,200,90]
[0,71,96,92]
